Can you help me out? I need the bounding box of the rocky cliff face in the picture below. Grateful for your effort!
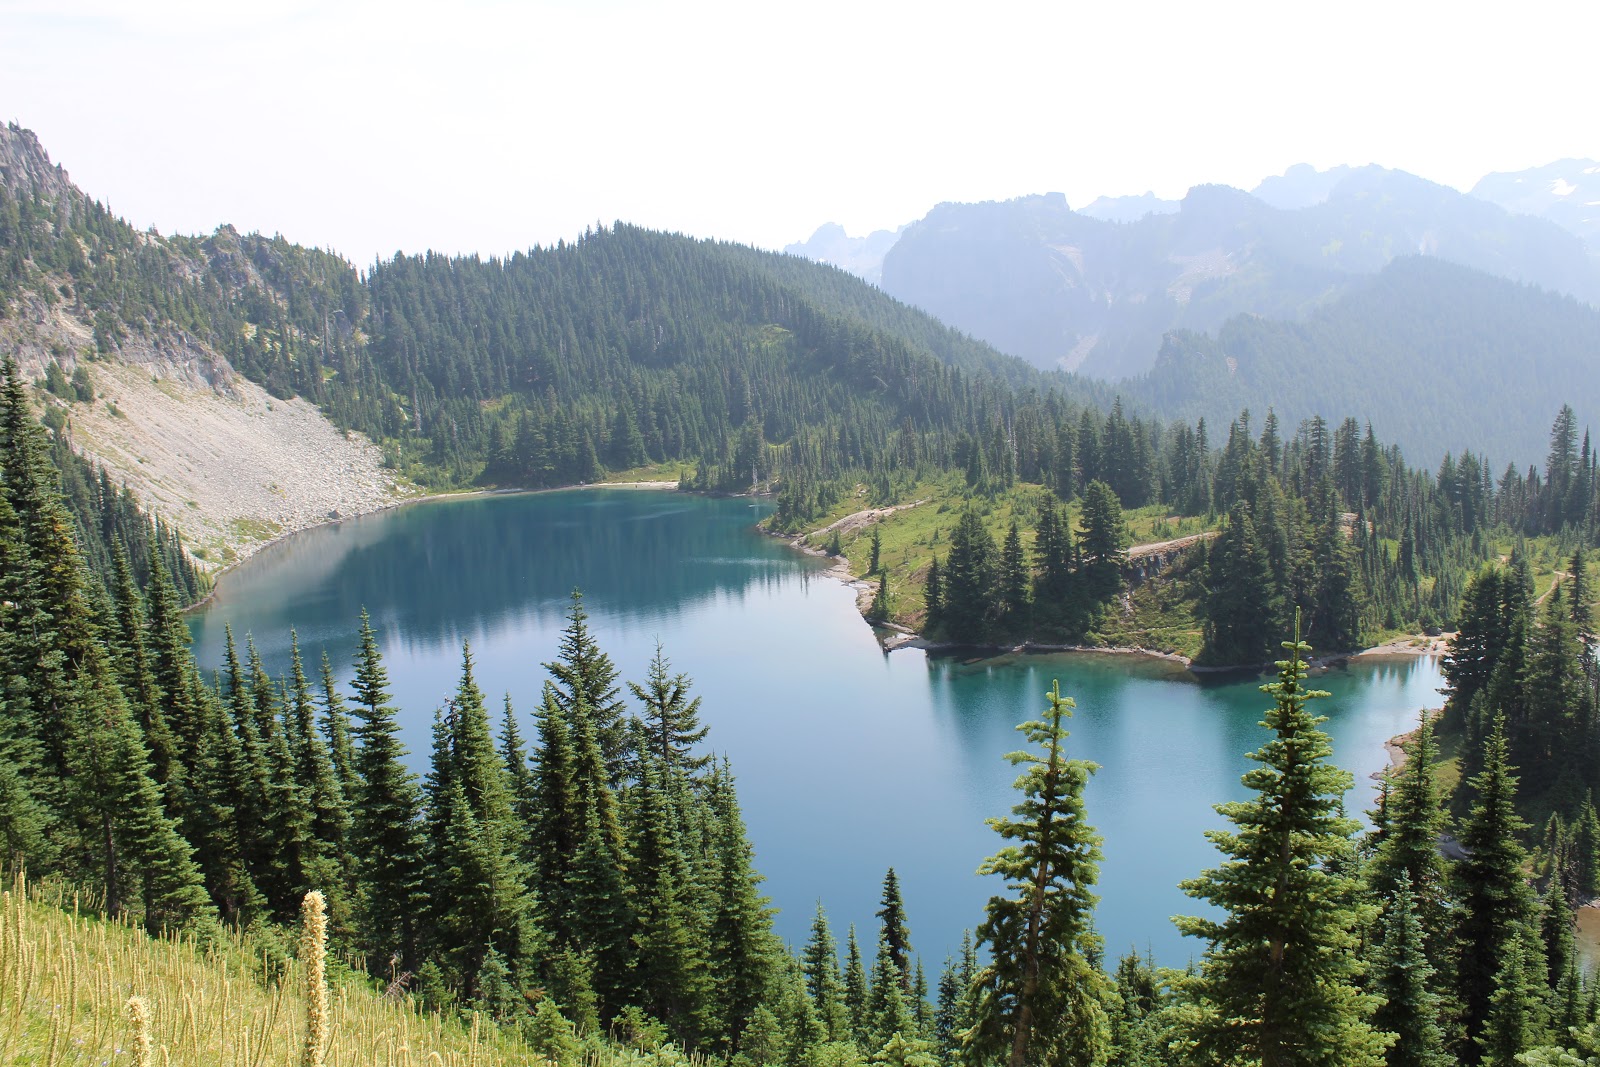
[0,123,75,202]
[0,123,406,568]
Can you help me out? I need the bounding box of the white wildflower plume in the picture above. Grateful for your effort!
[125,995,152,1067]
[299,890,330,1067]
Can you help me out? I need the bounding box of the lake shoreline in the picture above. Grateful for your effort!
[870,619,1449,676]
[183,479,683,612]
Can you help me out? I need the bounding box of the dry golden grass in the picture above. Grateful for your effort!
[0,876,546,1066]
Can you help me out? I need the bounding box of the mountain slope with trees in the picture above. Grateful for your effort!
[1133,256,1600,467]
[877,168,1598,379]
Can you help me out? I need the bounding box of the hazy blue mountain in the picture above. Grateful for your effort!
[1077,191,1179,223]
[782,221,904,285]
[1472,159,1600,249]
[879,168,1599,379]
[1251,163,1359,209]
[1131,256,1600,467]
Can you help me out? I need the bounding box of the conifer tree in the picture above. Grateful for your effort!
[1107,950,1162,1067]
[1204,501,1278,665]
[868,931,914,1050]
[1453,718,1538,1063]
[780,956,830,1064]
[877,867,914,991]
[1540,884,1576,994]
[942,510,998,642]
[1519,585,1586,793]
[627,755,712,1044]
[804,903,851,1042]
[935,954,963,1066]
[531,680,581,939]
[259,680,313,922]
[285,634,350,907]
[71,645,215,933]
[869,572,892,623]
[845,924,871,1048]
[107,544,179,797]
[217,626,273,896]
[999,521,1029,626]
[704,763,779,1046]
[1174,629,1385,1067]
[499,694,535,828]
[1480,929,1550,1066]
[1370,872,1449,1067]
[876,1031,940,1067]
[143,548,203,767]
[1366,711,1452,971]
[317,652,360,808]
[425,645,539,997]
[567,803,634,1018]
[913,960,934,1035]
[629,641,711,776]
[185,686,266,924]
[546,590,631,783]
[1077,479,1128,600]
[1032,495,1073,607]
[924,558,943,629]
[347,609,426,971]
[967,680,1108,1067]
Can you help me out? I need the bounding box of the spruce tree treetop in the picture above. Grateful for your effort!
[967,680,1108,1067]
[1173,627,1386,1067]
[546,589,631,782]
[876,867,913,991]
[628,640,711,776]
[1452,716,1538,1063]
[1366,710,1451,951]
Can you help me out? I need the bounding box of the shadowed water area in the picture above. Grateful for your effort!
[190,488,1445,968]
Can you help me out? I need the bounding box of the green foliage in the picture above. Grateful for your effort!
[1452,719,1539,1061]
[1173,630,1386,1067]
[967,681,1108,1067]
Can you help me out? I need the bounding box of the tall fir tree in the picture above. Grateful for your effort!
[966,681,1108,1067]
[1369,872,1449,1067]
[877,867,914,993]
[546,590,632,784]
[803,902,851,1042]
[1452,718,1539,1064]
[1174,629,1386,1067]
[348,609,426,972]
[629,641,711,777]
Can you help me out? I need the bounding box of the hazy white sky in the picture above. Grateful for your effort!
[3,0,1597,265]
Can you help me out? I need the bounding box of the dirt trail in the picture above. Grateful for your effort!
[1128,530,1216,559]
[808,498,930,539]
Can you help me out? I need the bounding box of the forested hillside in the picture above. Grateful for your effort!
[1135,257,1600,467]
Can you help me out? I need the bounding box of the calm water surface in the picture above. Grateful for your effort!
[190,489,1445,969]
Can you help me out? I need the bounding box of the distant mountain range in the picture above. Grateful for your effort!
[782,223,904,286]
[1472,159,1600,250]
[787,162,1600,382]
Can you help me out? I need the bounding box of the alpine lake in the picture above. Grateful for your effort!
[189,488,1445,970]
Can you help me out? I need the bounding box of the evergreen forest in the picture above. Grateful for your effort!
[13,121,1600,1065]
[10,353,1600,1064]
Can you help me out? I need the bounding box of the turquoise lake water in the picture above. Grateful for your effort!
[189,489,1445,970]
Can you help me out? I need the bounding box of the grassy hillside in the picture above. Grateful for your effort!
[0,877,686,1066]
[780,474,1215,658]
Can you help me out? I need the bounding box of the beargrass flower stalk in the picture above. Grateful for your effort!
[299,890,330,1067]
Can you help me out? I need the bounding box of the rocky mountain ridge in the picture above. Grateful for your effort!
[0,124,405,569]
